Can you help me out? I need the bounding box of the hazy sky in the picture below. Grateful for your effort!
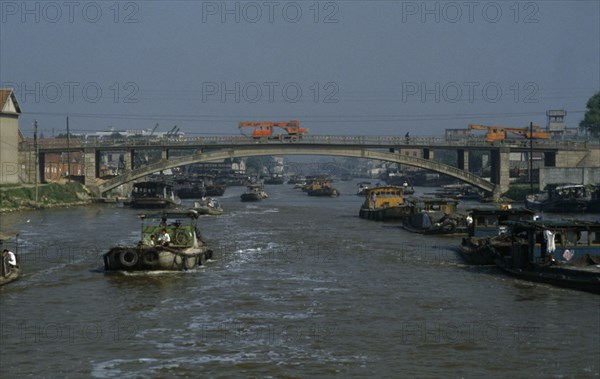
[1,1,599,138]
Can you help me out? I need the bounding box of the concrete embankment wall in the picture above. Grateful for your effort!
[540,167,600,188]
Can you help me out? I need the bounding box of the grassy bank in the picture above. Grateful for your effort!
[0,182,92,212]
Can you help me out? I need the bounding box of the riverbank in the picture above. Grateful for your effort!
[0,182,92,213]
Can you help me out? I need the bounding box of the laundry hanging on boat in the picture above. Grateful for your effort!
[543,230,556,253]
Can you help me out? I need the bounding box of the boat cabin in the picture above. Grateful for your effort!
[364,186,405,209]
[132,181,174,199]
[501,220,600,267]
[548,184,591,200]
[308,177,334,191]
[138,211,200,248]
[468,207,535,238]
[408,197,458,214]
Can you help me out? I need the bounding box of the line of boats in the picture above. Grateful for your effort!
[3,179,598,294]
[525,184,600,213]
[124,175,343,208]
[241,177,341,202]
[356,184,600,294]
[458,211,600,294]
[358,185,468,235]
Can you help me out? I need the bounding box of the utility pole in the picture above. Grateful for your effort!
[34,120,39,203]
[529,121,534,195]
[67,116,71,183]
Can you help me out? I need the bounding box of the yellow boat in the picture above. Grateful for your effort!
[359,186,410,221]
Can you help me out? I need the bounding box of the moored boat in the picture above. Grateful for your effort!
[457,207,535,265]
[103,210,212,272]
[493,219,600,294]
[359,186,411,221]
[380,172,415,195]
[0,232,21,286]
[402,197,467,234]
[126,181,182,209]
[525,184,599,213]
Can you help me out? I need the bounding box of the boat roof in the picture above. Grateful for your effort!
[502,220,600,230]
[366,185,403,191]
[469,207,535,216]
[138,210,199,220]
[407,196,458,204]
[554,184,586,190]
[134,181,171,189]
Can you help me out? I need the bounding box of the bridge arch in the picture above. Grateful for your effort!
[95,145,496,195]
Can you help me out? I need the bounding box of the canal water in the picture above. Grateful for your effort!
[1,180,598,378]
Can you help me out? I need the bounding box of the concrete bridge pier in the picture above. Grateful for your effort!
[490,147,510,200]
[84,149,100,187]
[457,149,469,171]
[423,148,434,160]
[123,150,134,171]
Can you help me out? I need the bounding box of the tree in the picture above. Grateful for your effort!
[580,91,600,138]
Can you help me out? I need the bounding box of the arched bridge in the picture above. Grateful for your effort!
[96,144,496,195]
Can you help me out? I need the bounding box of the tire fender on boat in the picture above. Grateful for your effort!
[184,256,197,270]
[142,250,160,266]
[174,254,183,267]
[119,250,139,267]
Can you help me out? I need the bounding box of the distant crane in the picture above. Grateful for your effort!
[239,120,308,142]
[166,126,180,138]
[468,124,551,143]
[148,123,159,137]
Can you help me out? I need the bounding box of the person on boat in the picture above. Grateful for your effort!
[159,217,167,228]
[405,132,410,143]
[158,229,171,246]
[3,249,16,267]
[146,234,157,247]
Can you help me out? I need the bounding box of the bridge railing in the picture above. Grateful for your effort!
[21,135,593,151]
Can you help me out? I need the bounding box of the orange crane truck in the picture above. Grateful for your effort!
[239,120,308,142]
[468,124,551,143]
